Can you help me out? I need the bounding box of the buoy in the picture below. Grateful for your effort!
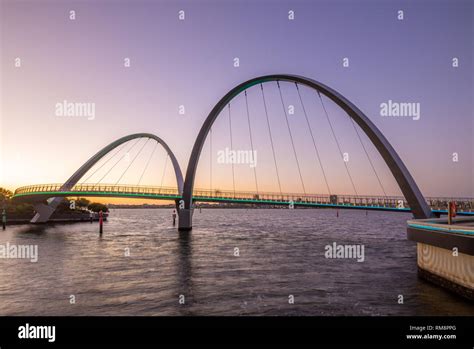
[99,210,103,234]
[448,201,456,225]
[2,209,6,230]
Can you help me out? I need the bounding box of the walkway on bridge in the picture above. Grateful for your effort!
[13,183,474,216]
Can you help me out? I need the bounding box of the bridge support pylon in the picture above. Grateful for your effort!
[31,202,58,223]
[178,208,193,231]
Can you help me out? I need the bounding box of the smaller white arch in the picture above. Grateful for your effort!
[31,133,183,223]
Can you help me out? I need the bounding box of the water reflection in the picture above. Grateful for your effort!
[176,230,194,314]
[15,224,48,236]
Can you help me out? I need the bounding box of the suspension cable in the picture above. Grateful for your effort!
[228,103,236,197]
[277,81,306,195]
[261,83,282,196]
[160,153,169,189]
[317,90,358,196]
[244,90,259,195]
[295,82,331,195]
[349,117,388,198]
[80,141,129,184]
[92,138,142,187]
[137,140,158,186]
[114,138,150,185]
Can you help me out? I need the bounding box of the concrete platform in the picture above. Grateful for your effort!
[407,217,474,300]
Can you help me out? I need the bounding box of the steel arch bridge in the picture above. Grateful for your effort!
[14,73,466,229]
[24,133,184,223]
[178,74,434,229]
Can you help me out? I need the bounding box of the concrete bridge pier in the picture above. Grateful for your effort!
[31,201,59,223]
[178,208,193,231]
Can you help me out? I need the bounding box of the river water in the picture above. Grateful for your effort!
[0,208,473,316]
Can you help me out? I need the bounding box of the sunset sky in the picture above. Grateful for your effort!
[0,0,472,201]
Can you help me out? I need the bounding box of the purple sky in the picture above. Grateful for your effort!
[1,0,472,198]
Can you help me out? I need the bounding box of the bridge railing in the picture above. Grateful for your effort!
[191,188,410,208]
[15,184,408,207]
[14,183,181,197]
[425,197,474,212]
[12,184,474,211]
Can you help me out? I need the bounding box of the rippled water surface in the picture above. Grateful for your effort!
[0,208,473,316]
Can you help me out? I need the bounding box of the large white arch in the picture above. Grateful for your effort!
[178,74,434,230]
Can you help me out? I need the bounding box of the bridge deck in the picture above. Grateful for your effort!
[12,183,474,216]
